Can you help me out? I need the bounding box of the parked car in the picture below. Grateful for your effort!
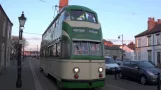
[115,59,122,65]
[105,56,120,73]
[119,60,161,85]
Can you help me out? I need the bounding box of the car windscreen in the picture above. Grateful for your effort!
[105,58,115,64]
[138,61,155,68]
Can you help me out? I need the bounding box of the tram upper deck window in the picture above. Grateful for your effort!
[89,42,101,56]
[85,12,96,23]
[73,41,88,55]
[71,10,85,20]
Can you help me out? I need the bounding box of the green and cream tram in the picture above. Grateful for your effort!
[40,5,105,89]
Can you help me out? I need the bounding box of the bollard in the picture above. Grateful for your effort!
[157,73,160,90]
[114,67,117,80]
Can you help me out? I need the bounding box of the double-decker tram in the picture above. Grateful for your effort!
[40,5,105,89]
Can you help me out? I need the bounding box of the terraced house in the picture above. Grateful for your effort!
[0,5,13,72]
[135,17,161,66]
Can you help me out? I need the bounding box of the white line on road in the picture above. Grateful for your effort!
[29,59,43,90]
[106,84,127,90]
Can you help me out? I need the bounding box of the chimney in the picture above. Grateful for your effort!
[156,19,161,24]
[148,17,156,30]
[59,0,68,12]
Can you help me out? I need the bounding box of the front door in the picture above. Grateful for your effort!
[157,52,161,67]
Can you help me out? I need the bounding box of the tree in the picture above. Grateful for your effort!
[11,36,29,55]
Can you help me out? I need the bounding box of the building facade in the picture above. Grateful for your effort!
[135,17,161,66]
[103,39,123,59]
[0,5,13,71]
[120,45,135,60]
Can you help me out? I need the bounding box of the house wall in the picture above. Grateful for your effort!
[120,45,135,60]
[0,5,13,71]
[135,32,161,65]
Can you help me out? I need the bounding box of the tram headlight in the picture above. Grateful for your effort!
[98,67,103,73]
[73,67,80,73]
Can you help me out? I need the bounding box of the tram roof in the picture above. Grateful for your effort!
[42,5,97,37]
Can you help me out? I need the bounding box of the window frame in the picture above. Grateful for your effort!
[147,36,151,46]
[72,41,102,56]
[70,10,86,21]
[70,10,98,23]
[72,41,89,55]
[147,50,152,62]
[85,11,97,23]
[156,34,160,45]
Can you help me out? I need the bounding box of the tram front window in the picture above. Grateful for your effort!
[85,12,96,23]
[73,41,102,56]
[70,10,97,23]
[73,41,89,55]
[90,42,101,56]
[71,10,85,20]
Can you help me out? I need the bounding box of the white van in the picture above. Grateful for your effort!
[105,56,120,73]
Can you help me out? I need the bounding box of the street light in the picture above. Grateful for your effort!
[16,11,27,88]
[118,34,124,61]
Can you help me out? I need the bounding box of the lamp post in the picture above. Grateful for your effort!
[16,11,26,88]
[37,45,38,59]
[118,34,123,61]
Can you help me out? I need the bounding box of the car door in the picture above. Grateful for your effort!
[128,61,140,79]
[121,61,131,77]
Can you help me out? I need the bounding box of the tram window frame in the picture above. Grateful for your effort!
[61,39,70,58]
[72,41,89,55]
[85,11,97,23]
[52,44,56,56]
[70,10,86,21]
[56,41,61,57]
[89,42,102,56]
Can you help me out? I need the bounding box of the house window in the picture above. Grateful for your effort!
[156,34,160,45]
[138,52,141,60]
[8,25,11,39]
[147,36,151,46]
[3,17,6,37]
[147,50,152,61]
[137,39,141,47]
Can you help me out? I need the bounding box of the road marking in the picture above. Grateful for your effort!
[106,84,127,90]
[29,59,43,90]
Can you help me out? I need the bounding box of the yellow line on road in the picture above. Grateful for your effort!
[29,59,43,90]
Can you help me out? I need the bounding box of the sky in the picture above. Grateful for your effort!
[1,0,161,51]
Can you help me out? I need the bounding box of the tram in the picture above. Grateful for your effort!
[40,5,105,89]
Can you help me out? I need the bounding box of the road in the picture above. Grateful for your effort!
[28,58,157,90]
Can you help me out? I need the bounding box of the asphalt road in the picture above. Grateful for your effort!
[28,58,157,90]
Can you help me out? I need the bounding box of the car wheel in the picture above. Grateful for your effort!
[118,72,124,79]
[140,75,147,85]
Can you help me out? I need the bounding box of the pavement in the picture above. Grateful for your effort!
[0,58,158,90]
[0,58,36,90]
